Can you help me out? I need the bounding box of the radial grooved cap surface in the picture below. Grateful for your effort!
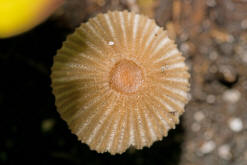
[51,11,190,155]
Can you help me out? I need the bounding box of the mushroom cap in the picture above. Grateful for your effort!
[51,11,190,155]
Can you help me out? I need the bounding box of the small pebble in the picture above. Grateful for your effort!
[206,0,216,7]
[180,43,190,54]
[241,19,247,29]
[194,111,205,122]
[244,151,247,161]
[191,122,201,132]
[219,65,237,84]
[218,144,232,160]
[209,51,218,60]
[240,53,247,63]
[228,117,243,132]
[204,130,214,140]
[206,94,216,104]
[180,33,189,41]
[222,89,241,104]
[242,80,247,90]
[200,141,216,154]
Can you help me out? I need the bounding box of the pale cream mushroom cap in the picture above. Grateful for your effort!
[51,11,190,155]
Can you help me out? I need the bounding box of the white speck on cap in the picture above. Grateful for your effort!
[108,41,114,46]
[228,117,243,132]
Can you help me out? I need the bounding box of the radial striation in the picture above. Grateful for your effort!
[51,11,190,155]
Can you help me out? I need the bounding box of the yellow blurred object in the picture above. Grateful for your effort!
[0,0,64,38]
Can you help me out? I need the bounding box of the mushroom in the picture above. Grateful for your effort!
[51,11,190,155]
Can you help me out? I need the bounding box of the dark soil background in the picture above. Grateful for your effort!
[1,0,247,165]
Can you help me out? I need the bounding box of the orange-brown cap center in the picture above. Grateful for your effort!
[110,59,144,94]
